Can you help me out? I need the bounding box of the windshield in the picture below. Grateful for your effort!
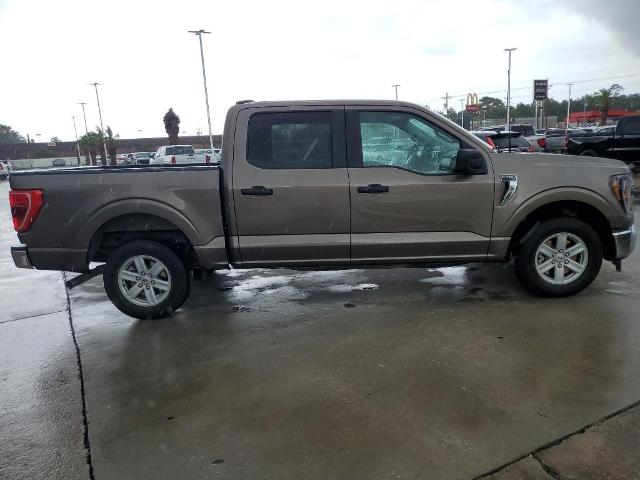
[134,153,151,159]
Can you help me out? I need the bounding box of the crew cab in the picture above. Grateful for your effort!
[9,100,636,319]
[566,115,640,170]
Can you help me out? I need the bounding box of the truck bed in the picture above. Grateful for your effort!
[10,165,227,272]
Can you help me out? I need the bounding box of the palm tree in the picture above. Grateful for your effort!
[593,84,623,125]
[78,131,103,165]
[163,108,180,144]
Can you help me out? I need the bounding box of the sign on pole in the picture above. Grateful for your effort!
[533,79,548,101]
[465,93,479,113]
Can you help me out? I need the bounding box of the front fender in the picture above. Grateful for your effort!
[494,187,621,237]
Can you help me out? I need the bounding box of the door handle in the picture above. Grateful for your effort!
[357,184,389,194]
[241,185,274,196]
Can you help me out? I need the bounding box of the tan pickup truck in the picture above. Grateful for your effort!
[9,100,636,319]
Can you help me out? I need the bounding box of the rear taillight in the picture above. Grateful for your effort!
[171,156,176,164]
[537,137,546,149]
[205,154,211,163]
[485,137,496,149]
[9,189,44,233]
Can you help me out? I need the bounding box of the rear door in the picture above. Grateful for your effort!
[232,107,350,266]
[613,116,640,164]
[346,106,494,264]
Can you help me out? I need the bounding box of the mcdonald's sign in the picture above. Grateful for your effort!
[465,93,479,113]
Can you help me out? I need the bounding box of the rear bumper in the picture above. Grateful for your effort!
[11,246,89,272]
[613,225,636,259]
[11,246,33,269]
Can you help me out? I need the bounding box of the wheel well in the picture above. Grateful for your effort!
[508,201,615,260]
[89,214,196,267]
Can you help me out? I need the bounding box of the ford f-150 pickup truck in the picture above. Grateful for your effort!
[566,114,640,170]
[9,100,636,319]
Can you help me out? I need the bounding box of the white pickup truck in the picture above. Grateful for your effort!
[151,145,208,165]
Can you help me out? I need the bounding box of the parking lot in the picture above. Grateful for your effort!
[1,178,639,479]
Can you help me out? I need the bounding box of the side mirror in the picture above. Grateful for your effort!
[454,149,487,175]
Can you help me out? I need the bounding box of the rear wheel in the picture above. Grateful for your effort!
[579,149,598,157]
[104,240,190,319]
[515,217,602,297]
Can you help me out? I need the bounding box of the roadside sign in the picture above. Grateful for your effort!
[465,93,479,113]
[533,79,548,101]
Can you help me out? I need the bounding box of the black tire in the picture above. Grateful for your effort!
[515,217,602,297]
[104,240,190,319]
[579,149,599,157]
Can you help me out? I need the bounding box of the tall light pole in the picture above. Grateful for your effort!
[89,82,109,163]
[72,116,82,164]
[392,84,401,101]
[504,47,516,151]
[189,29,214,151]
[77,102,89,134]
[504,48,516,130]
[566,83,574,128]
[459,98,465,128]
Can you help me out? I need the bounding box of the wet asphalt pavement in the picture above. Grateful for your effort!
[1,179,640,479]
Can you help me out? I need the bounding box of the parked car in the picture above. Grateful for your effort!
[566,114,640,170]
[52,159,66,167]
[132,152,154,165]
[471,130,534,153]
[485,124,543,151]
[9,100,635,319]
[115,153,128,165]
[151,145,206,164]
[194,148,221,163]
[542,128,591,153]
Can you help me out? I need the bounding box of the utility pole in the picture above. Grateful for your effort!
[77,102,89,134]
[583,100,588,126]
[504,47,516,151]
[189,29,214,151]
[72,116,82,165]
[88,82,109,163]
[392,84,401,101]
[566,83,574,128]
[442,92,450,111]
[459,98,465,128]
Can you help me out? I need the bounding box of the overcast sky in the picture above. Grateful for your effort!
[1,0,639,141]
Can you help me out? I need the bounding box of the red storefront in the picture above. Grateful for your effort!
[569,109,636,124]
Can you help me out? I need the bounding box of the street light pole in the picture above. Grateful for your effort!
[72,116,82,165]
[504,47,516,151]
[89,82,109,163]
[566,83,574,128]
[459,99,465,128]
[189,29,214,151]
[77,102,89,134]
[392,84,401,101]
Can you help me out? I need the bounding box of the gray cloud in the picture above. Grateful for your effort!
[566,0,640,56]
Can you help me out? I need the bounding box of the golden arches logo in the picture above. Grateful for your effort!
[466,93,478,105]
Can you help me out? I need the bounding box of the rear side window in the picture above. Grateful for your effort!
[493,136,529,148]
[619,116,640,135]
[247,112,333,169]
[166,146,195,155]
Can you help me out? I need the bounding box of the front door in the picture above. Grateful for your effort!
[232,107,350,266]
[346,107,495,264]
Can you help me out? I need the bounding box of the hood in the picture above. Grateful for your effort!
[489,152,630,176]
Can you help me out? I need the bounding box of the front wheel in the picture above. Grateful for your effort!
[104,240,190,319]
[579,149,599,157]
[515,217,602,297]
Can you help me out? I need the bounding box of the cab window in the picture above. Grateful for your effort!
[358,111,461,175]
